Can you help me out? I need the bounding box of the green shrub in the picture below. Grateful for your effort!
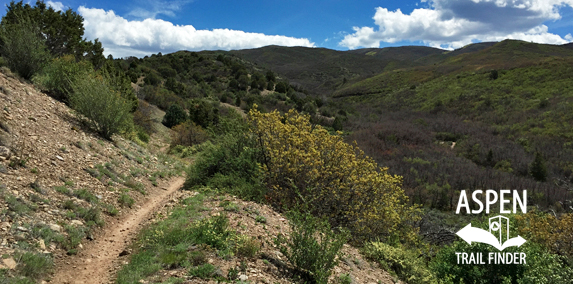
[33,55,92,101]
[118,193,135,208]
[116,250,162,284]
[364,242,436,284]
[429,240,573,284]
[17,252,53,279]
[189,250,206,266]
[137,129,150,143]
[61,225,86,251]
[69,73,133,140]
[338,273,352,284]
[0,15,49,79]
[159,247,189,269]
[188,263,216,279]
[185,115,266,202]
[73,188,98,203]
[124,179,145,194]
[222,201,239,212]
[77,207,104,226]
[235,235,261,258]
[274,211,350,284]
[255,215,267,224]
[5,195,33,214]
[518,246,573,284]
[171,121,208,147]
[103,204,119,216]
[191,214,233,250]
[162,104,188,128]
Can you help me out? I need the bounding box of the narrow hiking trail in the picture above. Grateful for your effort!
[50,177,186,284]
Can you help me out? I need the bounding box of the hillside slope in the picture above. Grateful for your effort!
[231,45,434,95]
[0,68,185,281]
[0,68,398,284]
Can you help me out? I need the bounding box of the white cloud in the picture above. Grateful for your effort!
[47,1,64,11]
[340,0,573,49]
[127,0,192,19]
[78,7,315,58]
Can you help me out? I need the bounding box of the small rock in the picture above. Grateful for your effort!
[238,275,248,281]
[16,176,22,181]
[3,258,16,270]
[214,268,225,278]
[39,239,46,250]
[15,234,26,241]
[78,243,83,249]
[96,195,102,200]
[71,220,84,226]
[0,146,11,160]
[48,223,62,232]
[56,155,64,161]
[17,226,28,232]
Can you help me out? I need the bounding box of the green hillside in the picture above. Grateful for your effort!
[121,39,573,213]
[230,45,432,94]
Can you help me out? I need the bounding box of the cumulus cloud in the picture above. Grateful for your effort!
[340,0,573,49]
[78,7,315,58]
[47,1,65,11]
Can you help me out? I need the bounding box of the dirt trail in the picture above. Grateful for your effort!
[50,177,186,284]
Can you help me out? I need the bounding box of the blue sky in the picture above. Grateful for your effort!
[2,0,573,58]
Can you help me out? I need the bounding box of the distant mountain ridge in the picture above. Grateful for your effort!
[230,40,573,96]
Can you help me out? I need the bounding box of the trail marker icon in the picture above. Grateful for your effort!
[489,215,509,245]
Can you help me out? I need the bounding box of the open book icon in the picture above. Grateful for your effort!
[456,222,526,251]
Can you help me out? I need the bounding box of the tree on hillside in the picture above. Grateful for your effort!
[1,0,105,67]
[162,104,188,128]
[69,73,133,140]
[332,116,343,131]
[489,70,499,80]
[530,152,548,182]
[275,81,289,93]
[100,60,138,112]
[266,70,276,83]
[188,99,219,128]
[0,14,49,79]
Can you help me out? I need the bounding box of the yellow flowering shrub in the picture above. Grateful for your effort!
[248,107,420,242]
[516,211,573,257]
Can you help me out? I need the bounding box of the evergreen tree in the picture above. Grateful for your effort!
[275,81,288,93]
[1,1,104,65]
[332,116,343,131]
[265,70,275,82]
[0,14,49,79]
[486,149,494,167]
[529,152,547,182]
[162,104,188,128]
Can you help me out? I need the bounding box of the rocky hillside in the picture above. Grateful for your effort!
[0,67,185,279]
